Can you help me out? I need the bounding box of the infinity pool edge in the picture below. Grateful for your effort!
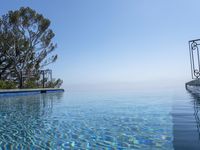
[0,88,64,96]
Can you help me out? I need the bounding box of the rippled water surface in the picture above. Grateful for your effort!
[0,87,200,149]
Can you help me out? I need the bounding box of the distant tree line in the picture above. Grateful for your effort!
[0,7,62,89]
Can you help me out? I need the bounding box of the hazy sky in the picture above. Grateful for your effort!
[1,0,199,90]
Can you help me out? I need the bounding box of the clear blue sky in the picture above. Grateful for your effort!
[1,0,199,90]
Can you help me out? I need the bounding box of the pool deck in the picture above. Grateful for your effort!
[0,88,64,96]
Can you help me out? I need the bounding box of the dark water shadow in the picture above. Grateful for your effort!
[173,90,200,150]
[188,92,200,139]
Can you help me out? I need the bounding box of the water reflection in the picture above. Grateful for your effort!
[0,93,64,149]
[188,91,200,139]
[173,89,200,150]
[0,91,174,149]
[0,93,63,117]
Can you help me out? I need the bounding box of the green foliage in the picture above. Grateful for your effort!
[0,80,17,89]
[53,79,63,88]
[0,7,62,89]
[46,79,63,88]
[24,78,38,88]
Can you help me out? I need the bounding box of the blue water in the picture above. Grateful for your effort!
[0,87,199,149]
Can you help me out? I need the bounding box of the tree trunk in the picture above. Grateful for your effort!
[19,71,23,89]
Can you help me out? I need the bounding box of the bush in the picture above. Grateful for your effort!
[0,80,17,89]
[24,79,38,88]
[23,78,63,88]
[46,78,63,88]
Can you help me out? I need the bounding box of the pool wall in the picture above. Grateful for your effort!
[0,88,64,97]
[185,79,200,94]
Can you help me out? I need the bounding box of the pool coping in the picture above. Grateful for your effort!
[0,88,64,95]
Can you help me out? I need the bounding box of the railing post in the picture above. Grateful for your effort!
[189,39,200,79]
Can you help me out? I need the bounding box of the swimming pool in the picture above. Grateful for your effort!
[0,87,199,149]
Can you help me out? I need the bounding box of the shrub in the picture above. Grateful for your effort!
[0,80,17,89]
[46,79,63,88]
[24,79,38,88]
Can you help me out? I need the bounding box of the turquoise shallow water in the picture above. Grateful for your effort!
[0,87,199,149]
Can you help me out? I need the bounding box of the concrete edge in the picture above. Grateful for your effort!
[0,88,64,94]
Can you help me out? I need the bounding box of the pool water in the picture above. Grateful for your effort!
[0,87,199,149]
